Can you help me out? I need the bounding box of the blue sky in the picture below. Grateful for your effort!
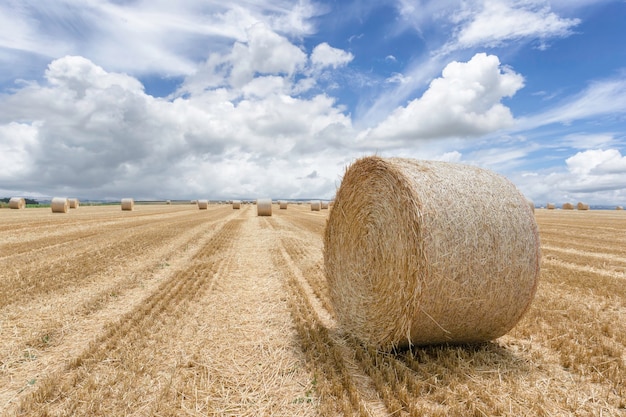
[1,0,625,205]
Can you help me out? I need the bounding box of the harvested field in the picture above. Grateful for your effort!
[0,205,625,416]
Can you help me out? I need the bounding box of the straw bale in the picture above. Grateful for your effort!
[257,198,272,216]
[617,206,624,210]
[310,200,321,211]
[546,203,556,210]
[198,199,209,209]
[50,197,69,213]
[528,200,535,213]
[8,197,25,209]
[321,201,329,209]
[576,202,589,210]
[68,198,80,209]
[324,156,541,349]
[121,198,134,211]
[279,201,288,209]
[562,202,574,210]
[232,200,241,209]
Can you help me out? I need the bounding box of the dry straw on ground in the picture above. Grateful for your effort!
[121,198,134,211]
[8,197,25,209]
[324,156,541,350]
[232,200,241,209]
[577,202,589,210]
[257,198,272,216]
[69,198,80,209]
[310,200,321,211]
[562,202,574,210]
[50,197,69,213]
[280,201,288,209]
[198,200,209,209]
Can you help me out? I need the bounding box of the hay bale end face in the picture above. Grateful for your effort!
[232,200,241,209]
[562,202,574,210]
[51,197,69,213]
[310,200,321,211]
[577,202,589,210]
[198,199,209,209]
[8,197,26,209]
[324,156,541,350]
[121,198,134,211]
[257,198,272,216]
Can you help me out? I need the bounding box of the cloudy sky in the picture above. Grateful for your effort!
[1,0,625,204]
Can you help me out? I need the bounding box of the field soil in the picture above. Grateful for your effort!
[0,204,625,416]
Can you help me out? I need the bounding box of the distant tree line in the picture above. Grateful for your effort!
[0,197,40,205]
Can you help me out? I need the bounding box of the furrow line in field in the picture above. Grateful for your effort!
[12,218,243,416]
[543,257,626,280]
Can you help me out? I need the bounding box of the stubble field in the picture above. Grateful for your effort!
[0,204,624,416]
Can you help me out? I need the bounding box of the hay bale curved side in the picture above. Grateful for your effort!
[562,202,574,210]
[257,198,272,216]
[121,198,134,211]
[232,200,241,209]
[69,198,80,209]
[279,201,288,209]
[9,197,26,209]
[546,203,556,210]
[51,197,69,213]
[576,202,589,210]
[617,206,624,210]
[310,200,321,211]
[198,199,209,209]
[324,156,541,349]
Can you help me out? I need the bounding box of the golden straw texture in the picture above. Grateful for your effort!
[121,198,134,211]
[198,200,209,209]
[8,197,25,209]
[310,200,321,211]
[324,156,541,350]
[257,198,272,216]
[50,197,69,213]
[562,202,574,210]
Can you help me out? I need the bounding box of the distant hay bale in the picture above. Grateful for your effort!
[198,199,209,209]
[562,202,574,210]
[279,201,288,209]
[50,197,69,213]
[68,198,80,209]
[232,200,241,209]
[617,206,624,210]
[310,200,321,211]
[321,201,329,209]
[166,200,171,205]
[546,203,556,210]
[8,197,25,209]
[324,156,541,350]
[527,200,535,213]
[257,198,272,216]
[576,202,589,210]
[121,198,134,211]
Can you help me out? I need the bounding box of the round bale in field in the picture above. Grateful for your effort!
[232,200,241,209]
[562,202,574,210]
[577,202,589,210]
[279,201,288,209]
[310,200,321,211]
[69,198,80,209]
[257,198,272,216]
[324,156,541,350]
[546,203,556,210]
[8,197,26,209]
[51,197,69,213]
[121,198,134,211]
[617,206,624,210]
[198,199,209,209]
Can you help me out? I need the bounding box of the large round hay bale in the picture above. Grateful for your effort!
[562,202,574,210]
[279,201,288,209]
[576,202,589,210]
[310,200,321,211]
[324,156,540,349]
[617,206,624,210]
[257,198,272,216]
[68,198,80,209]
[121,198,134,211]
[198,199,209,209]
[546,203,556,210]
[50,197,69,213]
[232,200,241,209]
[8,197,25,209]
